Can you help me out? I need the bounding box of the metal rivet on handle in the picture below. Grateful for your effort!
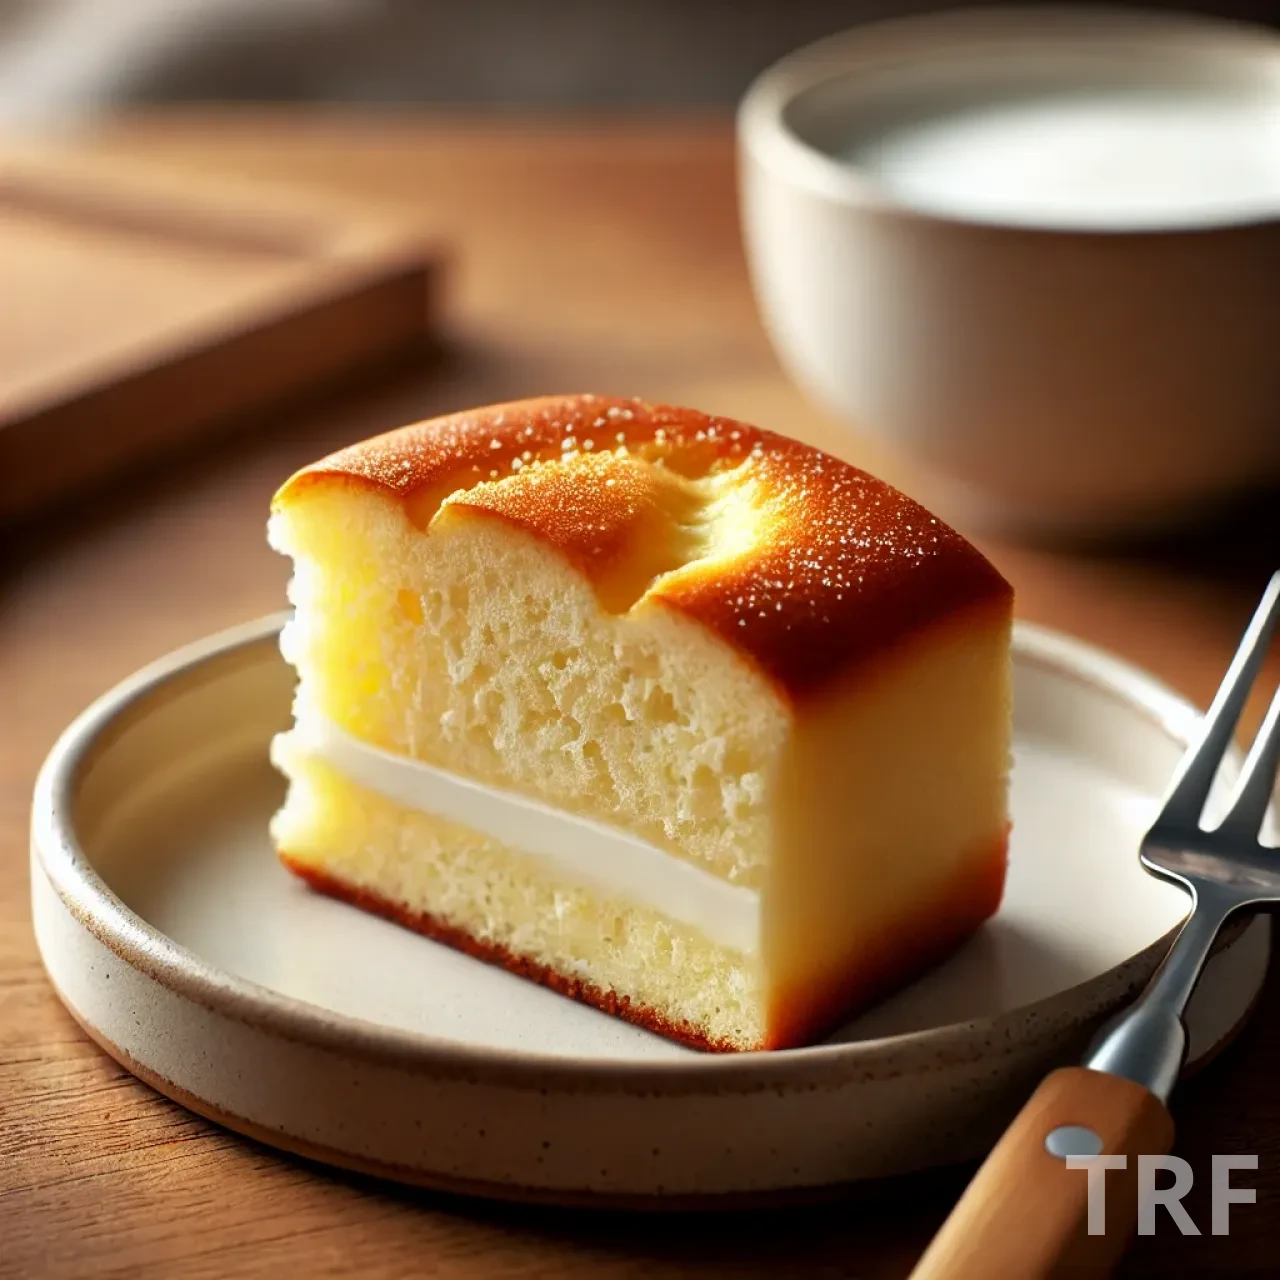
[1044,1125,1104,1159]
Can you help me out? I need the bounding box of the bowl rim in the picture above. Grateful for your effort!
[737,5,1280,239]
[30,611,1222,1092]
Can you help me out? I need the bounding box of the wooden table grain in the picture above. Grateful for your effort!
[3,115,1279,1278]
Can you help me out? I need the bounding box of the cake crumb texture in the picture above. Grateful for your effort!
[272,743,763,1049]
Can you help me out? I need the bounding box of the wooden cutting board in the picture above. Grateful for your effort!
[0,148,440,524]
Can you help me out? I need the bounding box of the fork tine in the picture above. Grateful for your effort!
[1156,571,1280,833]
[1215,675,1280,840]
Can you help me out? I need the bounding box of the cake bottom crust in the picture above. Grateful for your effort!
[281,826,1008,1055]
[279,854,742,1053]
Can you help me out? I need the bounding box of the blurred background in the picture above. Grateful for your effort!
[1,0,1278,122]
[4,0,1280,535]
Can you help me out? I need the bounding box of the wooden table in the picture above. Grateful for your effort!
[3,114,1278,1278]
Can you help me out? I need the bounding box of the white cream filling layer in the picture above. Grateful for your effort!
[286,710,761,955]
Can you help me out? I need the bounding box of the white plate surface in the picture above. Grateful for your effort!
[31,616,1270,1201]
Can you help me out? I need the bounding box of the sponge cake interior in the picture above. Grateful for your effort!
[269,395,1013,1050]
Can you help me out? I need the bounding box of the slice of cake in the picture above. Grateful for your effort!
[269,395,1013,1051]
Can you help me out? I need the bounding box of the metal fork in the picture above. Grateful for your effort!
[914,570,1280,1280]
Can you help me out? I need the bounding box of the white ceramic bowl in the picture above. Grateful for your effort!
[739,9,1280,538]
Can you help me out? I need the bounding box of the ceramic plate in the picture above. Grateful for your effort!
[31,616,1270,1203]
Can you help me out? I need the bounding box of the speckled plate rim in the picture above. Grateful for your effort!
[31,612,1259,1100]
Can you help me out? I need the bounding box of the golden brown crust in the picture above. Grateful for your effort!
[766,828,1009,1050]
[273,395,1012,700]
[440,450,710,615]
[279,854,740,1053]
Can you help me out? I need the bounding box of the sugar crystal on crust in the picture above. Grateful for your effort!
[274,394,1010,699]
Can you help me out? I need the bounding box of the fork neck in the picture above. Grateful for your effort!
[1142,887,1236,1015]
[1083,886,1235,1100]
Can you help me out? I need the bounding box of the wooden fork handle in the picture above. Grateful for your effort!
[911,1067,1175,1279]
